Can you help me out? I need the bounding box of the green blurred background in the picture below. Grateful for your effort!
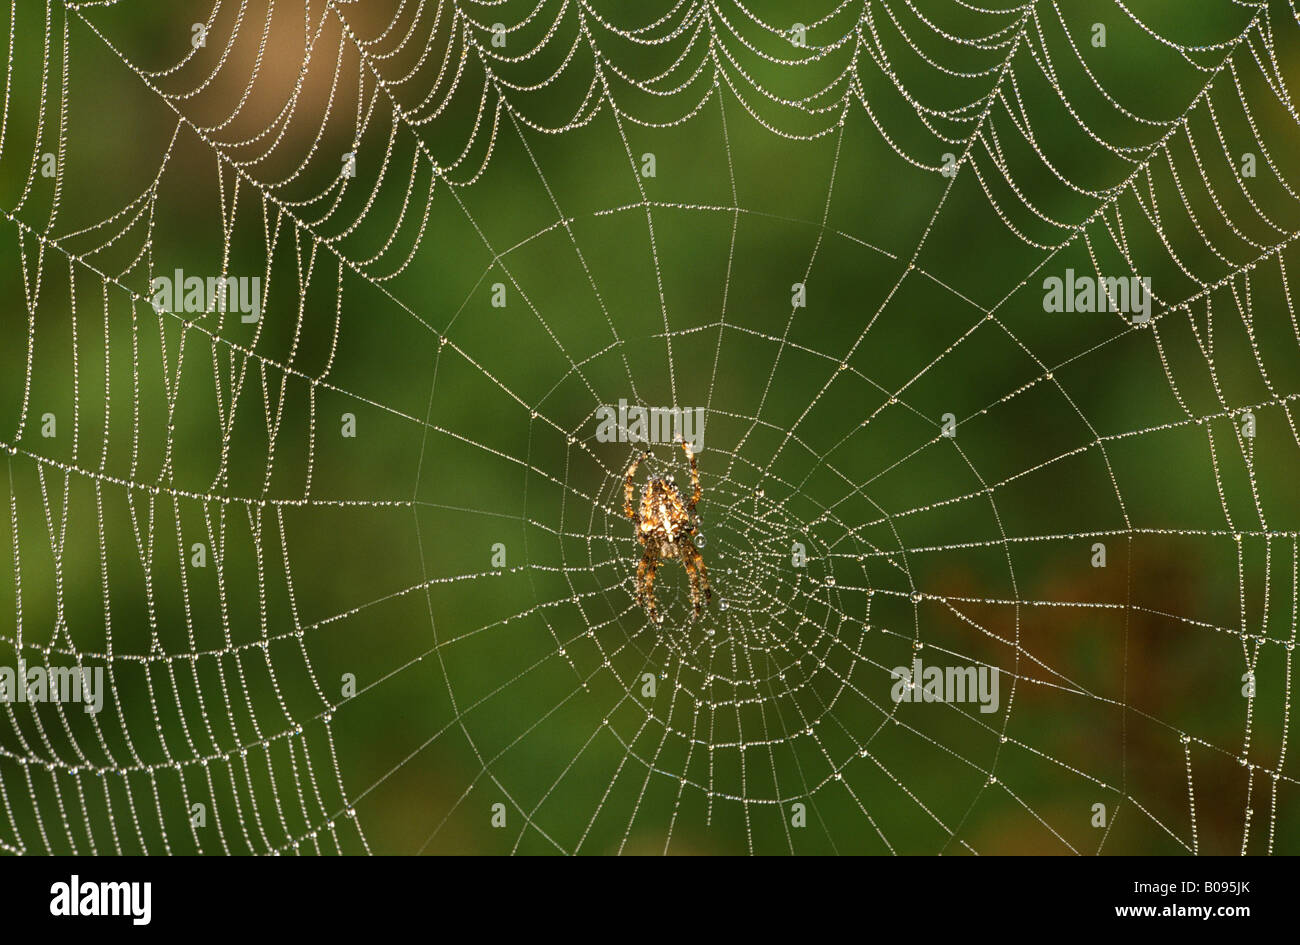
[0,0,1298,854]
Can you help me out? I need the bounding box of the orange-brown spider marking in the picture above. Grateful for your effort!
[624,440,710,622]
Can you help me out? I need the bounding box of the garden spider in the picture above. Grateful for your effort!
[624,440,711,623]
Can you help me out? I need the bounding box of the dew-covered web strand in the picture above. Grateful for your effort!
[717,1,1284,857]
[2,0,1297,855]
[613,1,1274,857]
[165,3,1300,852]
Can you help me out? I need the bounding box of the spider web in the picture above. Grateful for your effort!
[1,0,1299,855]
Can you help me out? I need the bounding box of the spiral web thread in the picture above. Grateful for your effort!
[1,0,1299,854]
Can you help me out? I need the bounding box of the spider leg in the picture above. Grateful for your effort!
[681,547,703,618]
[681,439,701,511]
[624,451,647,522]
[688,541,711,609]
[636,549,660,623]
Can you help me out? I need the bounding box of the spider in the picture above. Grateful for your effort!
[624,440,712,623]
